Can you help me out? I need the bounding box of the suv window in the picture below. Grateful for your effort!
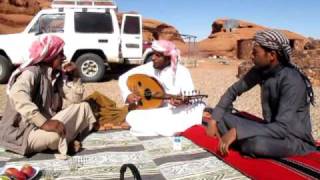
[74,12,114,33]
[123,16,140,35]
[29,14,65,34]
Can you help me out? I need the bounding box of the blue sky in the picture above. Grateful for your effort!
[117,0,320,41]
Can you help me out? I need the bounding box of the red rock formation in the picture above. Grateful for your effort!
[237,48,320,86]
[199,18,309,59]
[0,0,42,15]
[0,0,45,33]
[142,18,188,54]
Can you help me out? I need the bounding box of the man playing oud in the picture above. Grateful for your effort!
[119,40,205,136]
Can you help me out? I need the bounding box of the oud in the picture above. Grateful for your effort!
[127,74,208,110]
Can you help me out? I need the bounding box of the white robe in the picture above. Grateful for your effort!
[119,62,205,136]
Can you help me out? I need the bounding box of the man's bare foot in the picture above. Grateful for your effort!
[203,111,212,120]
[103,123,113,130]
[219,128,237,156]
[206,120,220,138]
[120,121,130,129]
[73,140,82,152]
[68,140,82,154]
[109,122,130,130]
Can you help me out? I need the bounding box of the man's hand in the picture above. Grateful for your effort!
[40,119,66,137]
[63,62,77,73]
[63,62,79,77]
[126,93,141,104]
[169,97,184,107]
[205,118,221,138]
[219,128,237,156]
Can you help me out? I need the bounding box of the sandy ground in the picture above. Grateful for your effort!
[0,59,319,139]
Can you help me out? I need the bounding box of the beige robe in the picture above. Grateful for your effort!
[0,65,96,157]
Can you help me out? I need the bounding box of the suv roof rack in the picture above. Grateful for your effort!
[52,0,117,9]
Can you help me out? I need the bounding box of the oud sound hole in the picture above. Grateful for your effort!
[138,81,142,87]
[144,88,152,100]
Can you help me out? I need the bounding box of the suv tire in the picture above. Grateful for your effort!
[76,53,105,82]
[0,55,13,84]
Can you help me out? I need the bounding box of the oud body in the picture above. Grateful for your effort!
[127,74,207,110]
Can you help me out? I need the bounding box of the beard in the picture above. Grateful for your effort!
[152,59,171,70]
[252,58,271,71]
[254,63,270,71]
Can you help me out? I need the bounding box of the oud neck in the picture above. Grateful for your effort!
[151,94,172,100]
[151,94,207,100]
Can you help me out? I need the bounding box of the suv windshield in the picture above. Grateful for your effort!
[74,12,114,33]
[29,14,65,34]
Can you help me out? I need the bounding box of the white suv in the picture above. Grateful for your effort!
[0,0,153,83]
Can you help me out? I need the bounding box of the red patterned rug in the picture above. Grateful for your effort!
[181,125,320,180]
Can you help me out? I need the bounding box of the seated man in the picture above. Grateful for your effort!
[206,30,317,158]
[119,40,205,136]
[0,35,96,158]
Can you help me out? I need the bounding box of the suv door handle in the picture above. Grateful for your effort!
[98,39,108,43]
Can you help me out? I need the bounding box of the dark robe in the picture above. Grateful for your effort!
[211,64,316,157]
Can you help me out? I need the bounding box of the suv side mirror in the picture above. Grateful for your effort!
[35,30,43,36]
